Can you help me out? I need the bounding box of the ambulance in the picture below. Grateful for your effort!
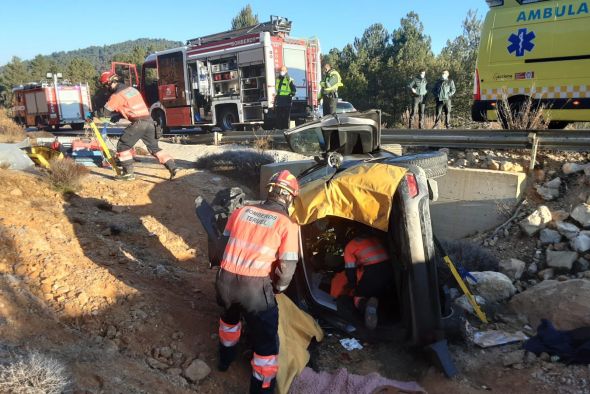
[472,0,590,128]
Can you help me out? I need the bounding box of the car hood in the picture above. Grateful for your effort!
[284,109,381,156]
[290,161,407,231]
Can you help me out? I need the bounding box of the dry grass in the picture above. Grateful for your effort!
[46,158,89,193]
[400,109,436,129]
[0,108,27,143]
[496,91,549,130]
[0,351,71,394]
[252,129,273,152]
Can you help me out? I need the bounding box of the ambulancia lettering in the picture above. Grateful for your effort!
[517,2,589,22]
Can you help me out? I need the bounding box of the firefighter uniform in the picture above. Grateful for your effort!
[275,72,296,130]
[216,199,299,393]
[343,236,393,314]
[103,83,177,179]
[320,66,343,116]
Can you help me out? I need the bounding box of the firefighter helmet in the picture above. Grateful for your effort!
[99,71,118,86]
[267,170,299,197]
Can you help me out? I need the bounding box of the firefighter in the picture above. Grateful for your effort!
[343,232,393,330]
[319,63,343,116]
[216,170,300,393]
[408,70,427,129]
[98,71,178,181]
[432,70,456,129]
[274,66,296,129]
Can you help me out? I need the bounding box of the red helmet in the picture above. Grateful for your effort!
[99,71,118,86]
[267,170,299,197]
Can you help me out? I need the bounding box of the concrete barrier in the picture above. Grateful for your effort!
[430,167,527,239]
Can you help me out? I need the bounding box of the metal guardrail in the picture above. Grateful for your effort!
[181,129,590,151]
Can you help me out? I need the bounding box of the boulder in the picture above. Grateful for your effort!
[555,221,580,239]
[573,258,590,273]
[502,350,525,367]
[499,258,526,281]
[537,268,555,280]
[470,271,516,303]
[520,206,552,236]
[571,233,590,253]
[544,177,561,189]
[571,204,590,228]
[509,279,590,330]
[183,359,211,383]
[562,162,590,175]
[546,250,578,271]
[539,229,562,245]
[551,210,569,222]
[535,185,559,201]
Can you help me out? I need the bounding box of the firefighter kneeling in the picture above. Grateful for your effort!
[216,170,300,393]
[344,232,393,330]
[98,71,178,181]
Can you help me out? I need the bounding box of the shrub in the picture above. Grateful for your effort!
[195,150,274,177]
[46,158,89,193]
[0,351,71,394]
[496,91,549,130]
[0,108,27,143]
[252,129,273,152]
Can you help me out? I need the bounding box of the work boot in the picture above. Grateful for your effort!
[218,344,236,372]
[165,161,178,180]
[364,297,379,330]
[115,172,135,181]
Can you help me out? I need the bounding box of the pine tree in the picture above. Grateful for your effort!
[231,5,259,30]
[0,57,31,105]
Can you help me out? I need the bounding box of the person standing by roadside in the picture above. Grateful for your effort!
[408,70,427,129]
[432,70,456,129]
[319,63,343,116]
[274,65,297,129]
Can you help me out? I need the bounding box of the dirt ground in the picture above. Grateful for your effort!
[0,145,589,393]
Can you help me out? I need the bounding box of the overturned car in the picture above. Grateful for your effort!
[196,110,457,374]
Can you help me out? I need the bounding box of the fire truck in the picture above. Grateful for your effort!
[139,16,321,131]
[11,75,92,131]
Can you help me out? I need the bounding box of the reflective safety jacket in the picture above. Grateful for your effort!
[221,204,299,278]
[320,69,343,98]
[275,75,296,96]
[344,236,389,285]
[104,85,150,121]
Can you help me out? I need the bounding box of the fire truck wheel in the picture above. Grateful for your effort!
[152,109,169,132]
[217,107,238,131]
[70,123,84,131]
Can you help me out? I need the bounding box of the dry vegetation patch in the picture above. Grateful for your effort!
[0,108,27,143]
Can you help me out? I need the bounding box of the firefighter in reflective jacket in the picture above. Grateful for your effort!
[274,65,296,130]
[99,71,178,181]
[216,170,300,393]
[319,63,343,116]
[344,233,393,330]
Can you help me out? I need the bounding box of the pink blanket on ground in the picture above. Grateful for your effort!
[289,367,426,394]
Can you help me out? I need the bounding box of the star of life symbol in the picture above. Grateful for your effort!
[508,28,536,57]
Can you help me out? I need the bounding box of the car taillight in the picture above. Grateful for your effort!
[406,174,419,198]
[473,68,481,101]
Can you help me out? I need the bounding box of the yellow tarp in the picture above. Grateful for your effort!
[291,163,407,231]
[276,293,324,394]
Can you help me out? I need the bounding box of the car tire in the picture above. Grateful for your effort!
[388,151,448,179]
[217,107,238,131]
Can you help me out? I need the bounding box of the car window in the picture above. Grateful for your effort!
[285,125,325,156]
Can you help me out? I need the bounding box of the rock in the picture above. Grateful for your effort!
[562,162,590,175]
[546,250,578,271]
[551,210,569,222]
[537,268,555,280]
[571,204,590,228]
[159,346,173,359]
[539,352,550,361]
[106,325,117,339]
[520,206,552,236]
[524,351,537,364]
[527,262,538,275]
[557,275,568,281]
[500,161,524,173]
[454,294,486,315]
[146,357,169,370]
[555,221,580,239]
[111,206,126,214]
[571,233,590,253]
[585,271,590,279]
[488,160,501,171]
[502,350,525,367]
[573,258,590,273]
[535,185,559,201]
[456,159,469,167]
[172,331,184,340]
[539,229,562,245]
[470,271,516,303]
[545,177,561,189]
[167,368,182,376]
[183,359,211,383]
[499,258,526,281]
[509,279,590,330]
[10,188,23,197]
[551,242,568,251]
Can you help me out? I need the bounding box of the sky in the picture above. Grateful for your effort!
[0,0,488,65]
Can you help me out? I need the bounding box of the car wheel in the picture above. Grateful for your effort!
[389,151,448,178]
[217,107,238,131]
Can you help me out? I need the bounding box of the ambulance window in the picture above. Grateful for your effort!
[486,0,503,6]
[516,0,549,4]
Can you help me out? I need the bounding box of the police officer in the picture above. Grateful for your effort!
[216,170,300,393]
[275,65,296,129]
[408,70,427,129]
[344,232,393,330]
[98,71,178,181]
[319,63,343,116]
[432,70,456,129]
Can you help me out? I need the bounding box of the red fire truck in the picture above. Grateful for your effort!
[11,76,92,131]
[139,16,321,131]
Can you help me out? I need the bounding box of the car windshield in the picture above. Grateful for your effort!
[337,102,355,112]
[285,124,324,156]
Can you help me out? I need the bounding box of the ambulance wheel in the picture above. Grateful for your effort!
[548,121,569,129]
[217,107,238,131]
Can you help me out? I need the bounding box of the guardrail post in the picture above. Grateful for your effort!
[213,132,222,146]
[528,132,539,172]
